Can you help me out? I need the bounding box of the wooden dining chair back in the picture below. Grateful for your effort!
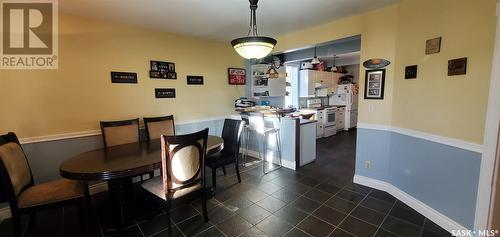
[206,119,244,189]
[143,115,175,140]
[100,118,140,147]
[0,132,87,237]
[162,128,208,200]
[142,128,209,237]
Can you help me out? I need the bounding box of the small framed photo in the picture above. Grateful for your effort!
[364,69,386,100]
[228,68,246,85]
[448,57,467,76]
[426,37,441,55]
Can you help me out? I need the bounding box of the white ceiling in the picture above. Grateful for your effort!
[59,0,398,42]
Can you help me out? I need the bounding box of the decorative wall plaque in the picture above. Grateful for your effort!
[187,76,204,85]
[155,88,176,98]
[111,72,137,83]
[448,58,467,76]
[426,37,441,54]
[405,65,418,79]
[228,68,246,85]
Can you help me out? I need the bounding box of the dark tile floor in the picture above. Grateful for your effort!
[0,129,452,237]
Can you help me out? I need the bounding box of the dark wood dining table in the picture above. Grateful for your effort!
[59,135,224,229]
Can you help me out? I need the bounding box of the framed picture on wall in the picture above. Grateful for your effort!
[364,69,386,100]
[228,68,246,85]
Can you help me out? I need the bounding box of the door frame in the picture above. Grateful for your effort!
[475,3,500,230]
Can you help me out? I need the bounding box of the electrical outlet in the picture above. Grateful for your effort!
[364,160,372,170]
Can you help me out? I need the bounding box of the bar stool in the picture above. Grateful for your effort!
[247,112,282,174]
[241,115,252,167]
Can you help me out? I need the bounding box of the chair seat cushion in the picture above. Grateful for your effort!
[206,152,237,168]
[18,179,85,208]
[142,176,201,200]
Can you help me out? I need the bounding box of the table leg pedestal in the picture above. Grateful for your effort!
[107,178,134,228]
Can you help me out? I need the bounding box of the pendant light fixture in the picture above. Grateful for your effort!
[231,0,277,59]
[311,47,321,65]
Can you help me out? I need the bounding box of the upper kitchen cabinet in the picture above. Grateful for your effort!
[299,70,317,97]
[251,64,286,97]
[299,70,340,97]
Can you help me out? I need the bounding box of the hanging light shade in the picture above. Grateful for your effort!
[311,47,321,64]
[231,0,277,59]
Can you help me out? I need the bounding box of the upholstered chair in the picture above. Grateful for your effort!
[205,119,244,189]
[100,118,140,147]
[0,132,88,237]
[142,129,209,237]
[143,115,175,140]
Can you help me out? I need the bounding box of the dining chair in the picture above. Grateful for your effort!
[100,118,140,147]
[0,132,88,237]
[143,115,175,140]
[205,119,244,189]
[141,128,209,237]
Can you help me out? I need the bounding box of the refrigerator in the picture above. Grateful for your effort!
[329,84,358,130]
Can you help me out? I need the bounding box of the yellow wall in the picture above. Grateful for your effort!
[392,0,496,143]
[276,0,496,143]
[0,14,245,138]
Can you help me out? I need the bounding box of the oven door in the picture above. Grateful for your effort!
[324,109,337,127]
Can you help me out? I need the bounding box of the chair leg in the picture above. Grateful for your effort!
[166,201,172,237]
[12,216,21,237]
[222,166,227,175]
[235,162,242,183]
[212,168,217,190]
[201,190,209,222]
[28,213,36,233]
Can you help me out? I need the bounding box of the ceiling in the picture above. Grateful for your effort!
[59,0,398,42]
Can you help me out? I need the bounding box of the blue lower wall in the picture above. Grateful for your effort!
[355,128,481,229]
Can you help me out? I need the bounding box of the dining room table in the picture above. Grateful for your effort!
[59,135,224,230]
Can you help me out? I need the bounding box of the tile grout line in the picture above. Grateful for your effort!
[135,220,146,237]
[418,218,427,237]
[327,188,375,237]
[232,168,323,236]
[282,180,351,237]
[371,198,397,237]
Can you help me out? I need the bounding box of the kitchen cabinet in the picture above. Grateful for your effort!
[299,70,341,97]
[251,64,286,97]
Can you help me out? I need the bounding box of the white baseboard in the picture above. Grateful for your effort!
[354,174,466,233]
